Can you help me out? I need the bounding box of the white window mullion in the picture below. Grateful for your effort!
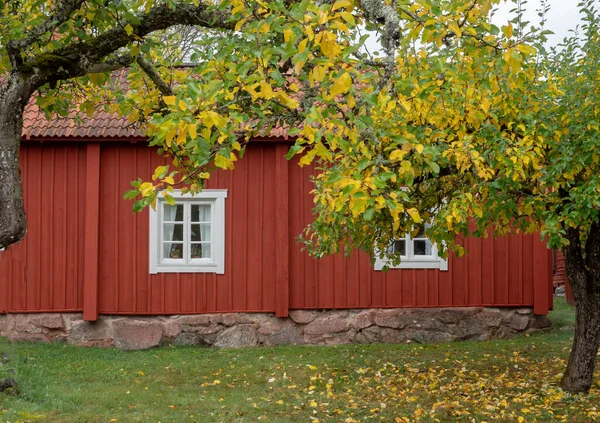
[406,234,413,260]
[184,202,190,265]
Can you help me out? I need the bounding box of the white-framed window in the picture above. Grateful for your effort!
[149,189,227,274]
[374,225,448,271]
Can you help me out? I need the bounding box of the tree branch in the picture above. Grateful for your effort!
[21,2,236,88]
[135,55,174,96]
[6,0,86,70]
[87,53,135,73]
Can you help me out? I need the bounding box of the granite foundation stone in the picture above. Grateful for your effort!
[0,306,550,350]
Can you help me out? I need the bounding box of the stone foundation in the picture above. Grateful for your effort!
[0,307,551,350]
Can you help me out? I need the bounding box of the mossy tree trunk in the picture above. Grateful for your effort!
[561,225,600,394]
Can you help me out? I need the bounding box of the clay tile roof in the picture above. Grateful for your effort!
[22,99,145,140]
[21,67,289,141]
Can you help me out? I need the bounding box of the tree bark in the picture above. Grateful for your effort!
[0,76,32,250]
[561,226,600,394]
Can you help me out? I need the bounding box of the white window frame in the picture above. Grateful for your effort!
[149,189,227,274]
[374,235,448,271]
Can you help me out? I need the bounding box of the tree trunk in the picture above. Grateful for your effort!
[0,76,31,250]
[561,226,600,394]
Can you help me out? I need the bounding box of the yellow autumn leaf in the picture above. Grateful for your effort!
[140,182,154,197]
[329,72,352,98]
[163,96,176,106]
[187,123,197,140]
[389,150,408,161]
[407,208,422,223]
[277,91,299,109]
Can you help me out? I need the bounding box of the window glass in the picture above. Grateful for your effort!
[191,243,211,259]
[191,204,211,222]
[391,239,406,256]
[413,238,432,256]
[164,204,184,222]
[164,243,184,259]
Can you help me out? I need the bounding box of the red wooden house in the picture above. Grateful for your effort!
[0,100,554,349]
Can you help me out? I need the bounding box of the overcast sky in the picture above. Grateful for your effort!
[493,0,586,46]
[361,1,589,53]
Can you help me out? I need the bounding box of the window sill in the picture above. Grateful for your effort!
[374,258,448,271]
[151,263,223,274]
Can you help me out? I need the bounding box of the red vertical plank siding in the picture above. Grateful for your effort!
[231,147,249,311]
[0,143,86,313]
[275,144,290,317]
[65,147,80,309]
[0,251,8,312]
[2,141,553,316]
[533,237,551,315]
[493,236,508,305]
[26,146,41,310]
[468,234,482,306]
[39,147,55,310]
[98,145,118,313]
[508,234,522,304]
[246,148,264,311]
[83,144,101,321]
[117,147,135,312]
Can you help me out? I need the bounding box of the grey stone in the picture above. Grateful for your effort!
[288,310,319,324]
[529,315,551,329]
[360,326,409,344]
[264,325,302,346]
[29,313,64,330]
[177,315,211,327]
[458,318,489,340]
[505,313,530,331]
[304,316,349,335]
[351,311,373,330]
[371,309,406,329]
[214,325,259,348]
[111,320,163,350]
[412,330,458,343]
[479,309,503,328]
[254,315,287,335]
[304,331,354,346]
[216,313,254,326]
[0,315,7,337]
[555,286,565,295]
[174,332,209,346]
[496,326,516,339]
[435,310,460,324]
[68,320,111,346]
[185,323,222,335]
[162,320,182,339]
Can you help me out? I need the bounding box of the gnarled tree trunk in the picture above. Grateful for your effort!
[561,225,600,394]
[0,75,31,250]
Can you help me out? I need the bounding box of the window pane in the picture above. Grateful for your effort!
[392,239,406,256]
[414,239,432,256]
[191,223,211,242]
[164,204,183,222]
[163,243,184,259]
[191,204,211,222]
[190,243,211,259]
[163,223,184,242]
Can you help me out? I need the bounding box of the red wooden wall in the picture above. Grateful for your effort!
[0,143,87,312]
[0,140,554,317]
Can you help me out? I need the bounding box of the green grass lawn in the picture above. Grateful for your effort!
[1,298,598,422]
